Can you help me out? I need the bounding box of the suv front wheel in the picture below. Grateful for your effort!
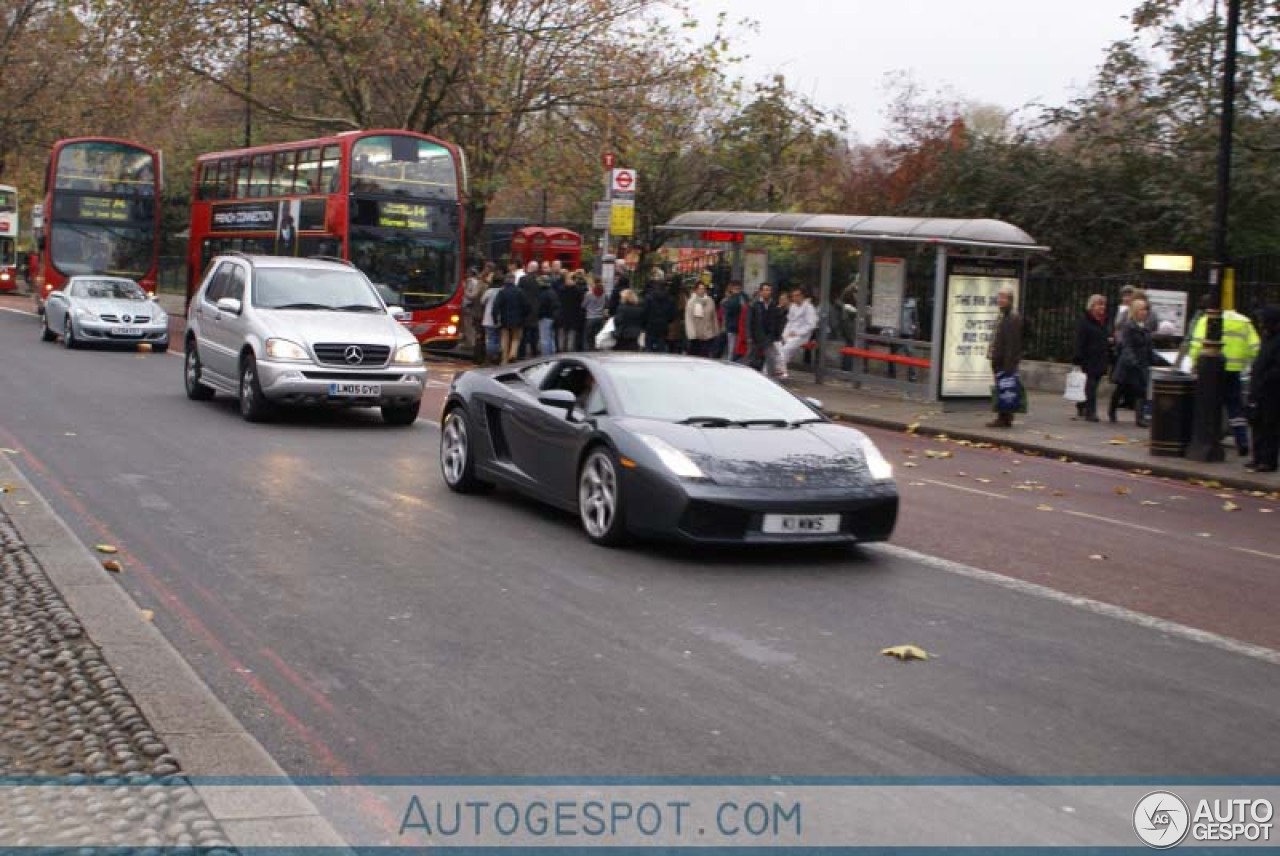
[381,399,421,426]
[239,353,274,422]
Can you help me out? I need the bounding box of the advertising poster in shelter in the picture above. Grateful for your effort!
[940,257,1025,398]
[870,257,906,330]
[1144,289,1189,336]
[744,250,769,295]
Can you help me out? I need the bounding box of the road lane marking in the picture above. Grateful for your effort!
[0,306,36,317]
[1231,546,1280,562]
[919,478,1008,499]
[1059,509,1166,535]
[872,543,1280,666]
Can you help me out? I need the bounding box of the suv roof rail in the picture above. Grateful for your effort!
[308,255,355,267]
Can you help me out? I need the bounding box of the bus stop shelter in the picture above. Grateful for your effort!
[659,211,1048,405]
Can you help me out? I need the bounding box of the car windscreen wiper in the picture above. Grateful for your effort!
[788,417,826,427]
[677,416,735,427]
[271,302,329,310]
[736,419,790,428]
[334,304,384,313]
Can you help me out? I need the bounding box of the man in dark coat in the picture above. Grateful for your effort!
[1246,305,1280,473]
[642,278,677,352]
[748,283,784,375]
[1072,294,1110,422]
[493,274,528,364]
[517,261,541,359]
[987,284,1025,428]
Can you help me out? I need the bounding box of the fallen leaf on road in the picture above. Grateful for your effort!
[1190,479,1223,488]
[1036,504,1054,511]
[1169,495,1187,501]
[956,471,968,478]
[1052,490,1066,496]
[1107,438,1131,445]
[924,450,953,459]
[15,500,28,506]
[881,644,930,661]
[1014,485,1035,491]
[1261,508,1274,514]
[1058,456,1070,462]
[102,560,123,573]
[1140,500,1161,506]
[936,434,949,441]
[1130,468,1152,475]
[95,545,118,554]
[1001,469,1012,475]
[139,609,154,622]
[1223,501,1240,512]
[0,484,14,493]
[1114,486,1131,496]
[975,478,992,484]
[1197,532,1212,538]
[0,448,17,455]
[1044,434,1065,441]
[1248,491,1268,498]
[64,432,77,437]
[1089,554,1108,561]
[905,423,920,434]
[903,462,918,468]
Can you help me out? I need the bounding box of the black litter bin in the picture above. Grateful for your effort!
[1149,368,1195,456]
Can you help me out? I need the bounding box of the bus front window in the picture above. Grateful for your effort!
[50,223,153,278]
[349,235,455,311]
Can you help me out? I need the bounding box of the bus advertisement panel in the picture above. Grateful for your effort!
[32,138,163,313]
[188,129,467,347]
[0,184,18,291]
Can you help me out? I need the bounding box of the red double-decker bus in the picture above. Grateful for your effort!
[188,129,467,347]
[32,137,162,313]
[0,184,18,291]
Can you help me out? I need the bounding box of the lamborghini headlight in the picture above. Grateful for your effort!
[636,434,706,479]
[856,435,894,482]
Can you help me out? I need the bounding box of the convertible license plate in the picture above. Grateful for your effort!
[113,327,143,336]
[761,514,840,535]
[328,382,381,397]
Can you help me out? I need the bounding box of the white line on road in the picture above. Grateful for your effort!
[1059,508,1166,535]
[0,307,36,317]
[871,542,1280,666]
[918,479,1008,500]
[1231,546,1280,562]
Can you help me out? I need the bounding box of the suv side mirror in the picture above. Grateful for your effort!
[804,396,824,412]
[386,305,411,322]
[216,297,242,315]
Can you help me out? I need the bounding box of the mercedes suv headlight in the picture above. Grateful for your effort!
[637,434,706,480]
[856,435,894,482]
[264,338,309,361]
[392,343,424,365]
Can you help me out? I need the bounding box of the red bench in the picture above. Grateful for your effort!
[801,341,932,369]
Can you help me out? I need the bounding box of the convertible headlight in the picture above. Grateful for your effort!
[75,307,96,321]
[392,343,424,365]
[637,434,706,479]
[857,436,894,481]
[264,338,309,361]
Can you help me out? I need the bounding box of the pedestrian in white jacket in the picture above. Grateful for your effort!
[778,287,818,379]
[684,281,720,357]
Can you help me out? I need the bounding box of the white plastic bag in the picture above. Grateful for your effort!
[595,317,617,350]
[1063,368,1087,403]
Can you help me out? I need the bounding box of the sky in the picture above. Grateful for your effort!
[679,0,1139,141]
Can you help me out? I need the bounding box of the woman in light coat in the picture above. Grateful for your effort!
[684,281,720,357]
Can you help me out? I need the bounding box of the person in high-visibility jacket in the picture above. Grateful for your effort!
[1187,308,1262,457]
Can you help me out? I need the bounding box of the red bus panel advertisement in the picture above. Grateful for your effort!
[32,138,162,312]
[188,130,467,347]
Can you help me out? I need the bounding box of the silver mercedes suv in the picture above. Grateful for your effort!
[184,254,427,424]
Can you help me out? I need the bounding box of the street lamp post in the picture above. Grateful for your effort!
[243,1,254,148]
[1186,0,1240,463]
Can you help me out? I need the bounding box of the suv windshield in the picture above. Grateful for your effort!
[252,268,383,311]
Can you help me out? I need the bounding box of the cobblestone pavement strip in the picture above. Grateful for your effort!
[0,508,237,851]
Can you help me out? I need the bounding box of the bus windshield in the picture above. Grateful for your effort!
[350,135,457,200]
[350,234,455,311]
[55,142,156,195]
[50,223,154,278]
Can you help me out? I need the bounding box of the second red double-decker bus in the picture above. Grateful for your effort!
[31,137,163,313]
[188,129,467,347]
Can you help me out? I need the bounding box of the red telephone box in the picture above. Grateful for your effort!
[511,227,582,269]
